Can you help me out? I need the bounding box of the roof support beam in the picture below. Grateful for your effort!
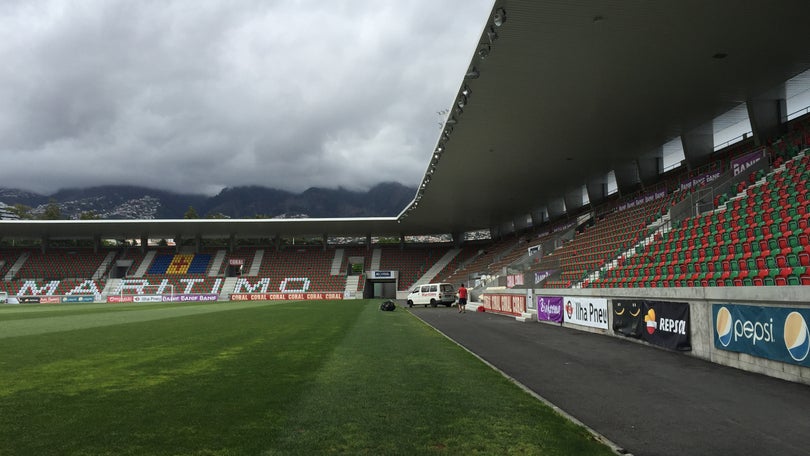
[681,126,713,170]
[586,178,607,207]
[530,207,548,227]
[637,148,663,187]
[563,187,585,215]
[613,161,641,195]
[747,86,787,147]
[547,198,566,220]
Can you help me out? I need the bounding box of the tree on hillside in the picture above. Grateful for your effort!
[79,211,100,220]
[184,206,199,219]
[9,204,31,219]
[41,199,62,220]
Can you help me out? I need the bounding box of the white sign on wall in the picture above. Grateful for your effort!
[563,296,608,329]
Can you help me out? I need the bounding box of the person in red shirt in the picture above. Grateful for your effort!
[457,283,468,313]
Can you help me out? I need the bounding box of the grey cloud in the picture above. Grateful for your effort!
[0,0,494,195]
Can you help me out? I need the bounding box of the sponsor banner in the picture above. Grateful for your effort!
[534,270,556,284]
[229,258,245,266]
[506,274,524,288]
[230,293,344,301]
[713,304,810,367]
[161,294,218,302]
[371,270,396,279]
[19,296,41,304]
[107,296,134,303]
[617,189,667,212]
[641,301,691,351]
[679,169,722,191]
[133,295,163,303]
[62,296,95,303]
[537,296,564,323]
[613,300,644,338]
[40,296,61,304]
[481,294,524,316]
[563,297,609,329]
[731,149,765,177]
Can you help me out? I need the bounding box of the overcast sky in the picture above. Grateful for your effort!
[0,0,494,196]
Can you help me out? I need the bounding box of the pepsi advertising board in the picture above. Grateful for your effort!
[713,304,810,367]
[640,301,691,351]
[613,300,643,338]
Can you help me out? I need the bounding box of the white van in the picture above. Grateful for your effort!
[406,283,456,308]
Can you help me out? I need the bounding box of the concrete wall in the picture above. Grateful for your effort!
[485,287,810,385]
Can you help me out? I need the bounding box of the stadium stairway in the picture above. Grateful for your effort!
[93,251,117,280]
[102,278,122,297]
[219,277,239,300]
[343,275,359,298]
[330,249,344,275]
[132,251,156,277]
[4,252,29,281]
[370,249,382,270]
[413,248,461,286]
[247,250,263,276]
[208,249,227,276]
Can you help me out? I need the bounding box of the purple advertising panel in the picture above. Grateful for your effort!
[537,296,564,323]
[731,149,765,177]
[162,294,219,302]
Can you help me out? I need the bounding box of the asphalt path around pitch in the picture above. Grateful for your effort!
[409,306,810,456]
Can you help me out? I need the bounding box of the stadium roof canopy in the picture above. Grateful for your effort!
[3,0,810,241]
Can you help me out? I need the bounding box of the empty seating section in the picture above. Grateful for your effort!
[14,249,109,280]
[594,152,810,287]
[442,238,518,285]
[538,193,681,289]
[0,250,24,278]
[255,247,345,292]
[377,246,450,290]
[434,245,479,284]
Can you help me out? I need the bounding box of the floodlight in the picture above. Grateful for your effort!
[465,67,479,79]
[457,95,467,109]
[493,8,506,27]
[486,26,498,44]
[478,43,490,59]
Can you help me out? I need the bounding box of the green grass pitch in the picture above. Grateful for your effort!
[0,299,613,455]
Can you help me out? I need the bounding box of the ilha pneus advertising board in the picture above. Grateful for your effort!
[614,300,691,351]
[563,297,608,329]
[713,304,810,367]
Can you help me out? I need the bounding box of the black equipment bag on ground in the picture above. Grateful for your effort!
[380,300,396,311]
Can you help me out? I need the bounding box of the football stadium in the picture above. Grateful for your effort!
[3,1,810,455]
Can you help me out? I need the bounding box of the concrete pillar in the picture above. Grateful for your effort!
[547,197,566,219]
[681,125,713,170]
[366,234,372,250]
[274,235,281,252]
[514,214,531,232]
[229,234,236,253]
[563,187,585,215]
[322,234,328,251]
[452,231,464,248]
[586,178,607,207]
[195,235,202,254]
[41,236,48,254]
[747,86,787,147]
[637,147,663,187]
[613,161,641,195]
[174,235,182,253]
[140,234,148,252]
[93,235,101,254]
[489,225,501,241]
[531,207,548,228]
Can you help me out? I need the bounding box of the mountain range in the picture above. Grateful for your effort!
[0,183,416,220]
